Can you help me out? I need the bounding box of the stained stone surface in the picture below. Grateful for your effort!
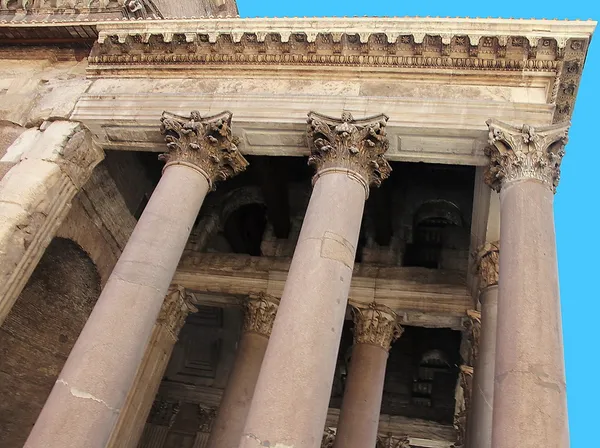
[0,237,101,448]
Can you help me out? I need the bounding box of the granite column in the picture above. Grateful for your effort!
[485,120,570,448]
[241,112,391,448]
[24,111,248,448]
[333,303,401,448]
[468,243,499,448]
[208,294,279,448]
[106,287,197,448]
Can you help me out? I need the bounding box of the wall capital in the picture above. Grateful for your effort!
[476,241,500,290]
[158,286,197,340]
[484,119,570,193]
[159,110,248,189]
[306,111,391,196]
[351,302,402,351]
[242,293,280,337]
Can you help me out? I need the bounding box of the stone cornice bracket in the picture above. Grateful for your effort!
[158,286,198,340]
[351,302,402,351]
[306,111,392,197]
[243,293,280,337]
[484,119,570,193]
[475,241,499,290]
[159,110,248,189]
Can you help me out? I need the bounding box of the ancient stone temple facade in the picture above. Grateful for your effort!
[0,2,595,447]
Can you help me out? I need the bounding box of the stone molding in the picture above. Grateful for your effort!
[242,293,279,337]
[89,18,595,123]
[307,112,391,194]
[351,302,402,351]
[0,120,103,326]
[475,241,499,290]
[159,110,248,188]
[484,119,570,193]
[158,287,197,340]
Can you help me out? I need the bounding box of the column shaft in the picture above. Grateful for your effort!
[24,110,247,448]
[334,344,387,448]
[333,304,399,448]
[24,164,209,448]
[106,289,195,448]
[241,172,366,448]
[492,181,567,448]
[209,332,269,448]
[468,285,498,448]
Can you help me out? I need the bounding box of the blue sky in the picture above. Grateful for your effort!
[236,1,599,446]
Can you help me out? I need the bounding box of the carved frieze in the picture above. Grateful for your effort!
[158,287,197,340]
[159,110,248,188]
[242,293,279,337]
[484,119,570,193]
[307,112,391,193]
[476,242,499,289]
[351,302,402,351]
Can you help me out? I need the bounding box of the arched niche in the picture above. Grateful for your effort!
[0,237,101,447]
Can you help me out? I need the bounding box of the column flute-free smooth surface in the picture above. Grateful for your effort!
[468,286,498,448]
[484,119,570,448]
[208,295,279,448]
[333,304,400,448]
[24,110,247,448]
[241,112,391,448]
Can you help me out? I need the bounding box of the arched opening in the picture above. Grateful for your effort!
[223,203,267,256]
[0,237,101,447]
[404,200,467,269]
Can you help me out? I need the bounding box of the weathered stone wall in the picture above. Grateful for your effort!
[0,49,90,127]
[0,121,24,180]
[0,237,101,448]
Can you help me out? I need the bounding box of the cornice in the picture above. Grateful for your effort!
[86,17,595,123]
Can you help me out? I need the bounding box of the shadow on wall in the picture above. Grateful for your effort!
[0,237,101,448]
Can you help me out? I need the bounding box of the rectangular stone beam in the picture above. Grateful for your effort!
[174,253,470,329]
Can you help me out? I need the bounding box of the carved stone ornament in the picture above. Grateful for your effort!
[321,428,336,448]
[453,365,474,448]
[461,310,481,367]
[197,406,217,433]
[159,110,248,189]
[306,111,391,195]
[148,399,180,427]
[242,293,280,337]
[476,241,499,289]
[352,302,402,351]
[484,119,570,193]
[158,286,197,340]
[376,435,411,448]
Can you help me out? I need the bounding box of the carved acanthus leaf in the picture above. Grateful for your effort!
[306,111,391,193]
[376,435,411,448]
[352,302,402,351]
[148,399,180,427]
[158,287,197,340]
[159,110,248,189]
[476,241,499,289]
[321,428,336,448]
[243,293,279,337]
[484,119,570,193]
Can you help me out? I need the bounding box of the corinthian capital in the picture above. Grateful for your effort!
[352,302,402,351]
[476,241,499,289]
[484,119,570,193]
[306,111,392,195]
[159,110,248,188]
[243,293,280,337]
[158,287,197,340]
